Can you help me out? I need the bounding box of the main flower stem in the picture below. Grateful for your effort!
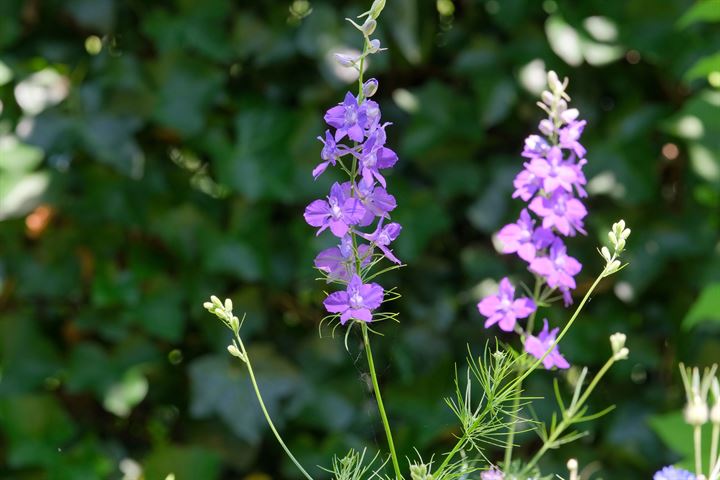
[362,323,403,479]
[236,334,314,480]
[696,424,704,478]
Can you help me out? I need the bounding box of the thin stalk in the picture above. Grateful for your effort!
[712,422,719,477]
[696,425,704,478]
[362,323,403,479]
[525,275,543,336]
[502,377,522,469]
[236,334,314,480]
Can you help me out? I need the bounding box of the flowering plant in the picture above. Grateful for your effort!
[199,2,693,479]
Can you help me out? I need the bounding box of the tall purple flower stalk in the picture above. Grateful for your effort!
[477,71,590,369]
[304,69,400,327]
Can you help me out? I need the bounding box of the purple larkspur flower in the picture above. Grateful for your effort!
[512,168,542,202]
[357,125,398,188]
[522,134,551,159]
[324,92,366,142]
[359,220,402,264]
[314,236,371,282]
[480,467,504,480]
[362,99,381,134]
[344,178,397,226]
[559,119,587,157]
[313,130,348,179]
[477,277,536,332]
[497,209,555,262]
[525,146,581,194]
[529,239,582,291]
[524,319,569,369]
[653,466,696,480]
[304,182,366,237]
[529,190,587,236]
[323,274,384,324]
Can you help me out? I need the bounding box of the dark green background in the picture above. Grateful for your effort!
[1,0,719,478]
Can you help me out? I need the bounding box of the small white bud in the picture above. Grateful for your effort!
[361,18,377,36]
[610,332,627,354]
[547,70,562,92]
[203,301,214,311]
[368,0,386,19]
[711,402,720,424]
[211,295,223,308]
[227,344,243,358]
[541,90,554,106]
[539,119,554,136]
[621,228,631,240]
[601,246,612,262]
[560,108,579,123]
[607,259,621,273]
[224,298,233,312]
[613,347,629,361]
[334,53,357,67]
[362,78,379,97]
[368,39,381,53]
[684,397,709,426]
[556,99,567,113]
[229,316,239,332]
[608,231,618,246]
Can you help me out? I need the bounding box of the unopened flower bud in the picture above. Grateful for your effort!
[608,231,618,246]
[547,70,562,92]
[560,108,579,123]
[203,301,214,311]
[600,246,612,262]
[711,402,720,424]
[334,53,357,67]
[227,344,243,359]
[556,99,567,113]
[362,18,377,36]
[229,316,239,332]
[368,0,386,19]
[362,78,379,97]
[541,90,554,106]
[224,298,233,312]
[613,347,629,361]
[539,119,554,136]
[567,458,578,470]
[610,332,627,354]
[684,395,709,426]
[211,295,223,309]
[368,39,381,53]
[606,259,621,274]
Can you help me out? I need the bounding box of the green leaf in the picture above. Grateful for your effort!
[102,368,149,417]
[685,52,720,81]
[143,445,221,480]
[649,410,713,470]
[678,0,720,28]
[682,283,720,329]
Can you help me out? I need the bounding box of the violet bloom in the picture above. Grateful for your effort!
[497,209,555,262]
[653,467,696,480]
[477,277,536,332]
[529,190,587,236]
[347,178,397,226]
[313,130,346,179]
[324,92,366,142]
[359,220,402,264]
[521,134,550,159]
[304,182,366,237]
[530,239,582,291]
[361,99,381,133]
[526,146,580,194]
[558,119,587,157]
[524,319,570,369]
[323,274,384,324]
[314,236,371,282]
[480,467,504,480]
[358,125,398,188]
[512,168,542,202]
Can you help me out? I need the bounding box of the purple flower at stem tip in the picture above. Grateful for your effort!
[524,319,569,369]
[304,182,366,237]
[323,274,384,324]
[477,277,536,332]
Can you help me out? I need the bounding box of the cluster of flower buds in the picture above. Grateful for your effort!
[477,71,591,370]
[203,296,246,361]
[304,2,400,327]
[600,219,631,277]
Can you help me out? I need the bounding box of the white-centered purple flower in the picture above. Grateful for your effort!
[324,92,366,142]
[529,190,587,236]
[497,209,555,262]
[529,239,582,291]
[653,466,696,480]
[521,134,551,159]
[314,236,371,282]
[313,130,348,179]
[525,146,580,194]
[477,277,536,332]
[512,168,542,202]
[304,182,366,237]
[357,125,398,188]
[559,119,587,157]
[524,319,569,369]
[347,178,397,226]
[359,220,402,264]
[323,274,384,324]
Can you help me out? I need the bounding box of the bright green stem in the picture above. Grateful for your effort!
[522,355,615,474]
[434,271,606,479]
[236,335,314,480]
[503,377,523,469]
[362,323,404,479]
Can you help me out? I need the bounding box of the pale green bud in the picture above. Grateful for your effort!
[362,78,379,97]
[368,0,386,19]
[368,39,381,53]
[609,332,627,354]
[229,315,240,333]
[684,395,709,426]
[224,298,233,312]
[541,90,554,106]
[227,344,244,360]
[334,53,357,67]
[547,70,563,92]
[362,18,377,36]
[600,246,612,262]
[211,295,223,309]
[203,301,214,311]
[613,347,629,361]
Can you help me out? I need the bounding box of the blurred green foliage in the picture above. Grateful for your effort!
[1,0,719,478]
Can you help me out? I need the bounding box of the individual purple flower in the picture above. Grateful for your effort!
[359,220,402,264]
[314,236,371,282]
[558,119,587,157]
[313,130,347,179]
[529,190,587,236]
[323,274,384,324]
[361,99,381,133]
[480,467,504,480]
[346,178,397,226]
[521,134,551,159]
[525,146,580,194]
[512,168,542,202]
[524,319,570,369]
[357,125,398,188]
[477,277,536,332]
[497,209,555,262]
[529,239,582,291]
[653,466,696,480]
[304,182,366,237]
[324,92,366,142]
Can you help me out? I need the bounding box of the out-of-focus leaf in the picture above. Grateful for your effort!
[546,15,583,66]
[387,0,421,65]
[143,445,221,480]
[678,0,720,28]
[682,283,720,329]
[684,52,720,81]
[649,411,712,470]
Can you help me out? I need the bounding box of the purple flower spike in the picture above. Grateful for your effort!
[530,239,582,291]
[314,236,371,282]
[653,466,696,480]
[360,220,402,264]
[477,277,536,332]
[324,92,366,142]
[529,190,587,236]
[304,182,366,237]
[497,209,555,262]
[526,146,580,194]
[323,274,384,324]
[524,319,569,369]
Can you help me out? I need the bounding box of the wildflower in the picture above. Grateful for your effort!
[477,277,536,332]
[352,178,397,226]
[323,274,384,324]
[512,168,542,202]
[525,146,582,195]
[653,466,696,480]
[524,319,570,369]
[521,134,551,159]
[359,220,402,264]
[558,119,587,157]
[529,239,582,291]
[304,182,366,237]
[496,209,555,262]
[529,190,587,236]
[314,236,371,282]
[313,130,347,179]
[324,92,366,142]
[357,125,398,188]
[481,467,505,480]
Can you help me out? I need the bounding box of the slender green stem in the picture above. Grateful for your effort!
[362,323,403,479]
[712,422,719,477]
[502,377,522,469]
[696,424,704,478]
[236,335,314,480]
